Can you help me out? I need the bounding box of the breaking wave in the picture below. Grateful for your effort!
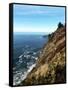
[13,63,36,85]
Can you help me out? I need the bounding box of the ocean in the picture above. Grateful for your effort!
[13,33,48,85]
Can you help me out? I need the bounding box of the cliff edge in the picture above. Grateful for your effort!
[20,24,66,86]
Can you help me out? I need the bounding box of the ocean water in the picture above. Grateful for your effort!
[13,33,48,85]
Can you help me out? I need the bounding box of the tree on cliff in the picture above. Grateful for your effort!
[58,22,64,28]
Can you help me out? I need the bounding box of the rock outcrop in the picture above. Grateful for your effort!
[20,25,66,86]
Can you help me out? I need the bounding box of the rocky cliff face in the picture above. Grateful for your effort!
[20,26,66,86]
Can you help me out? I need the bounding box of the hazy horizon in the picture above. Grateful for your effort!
[14,32,50,36]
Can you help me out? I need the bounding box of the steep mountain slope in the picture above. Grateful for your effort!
[20,25,66,86]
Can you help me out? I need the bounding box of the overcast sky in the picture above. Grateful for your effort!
[13,4,65,34]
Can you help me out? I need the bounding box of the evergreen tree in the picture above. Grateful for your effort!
[58,22,64,28]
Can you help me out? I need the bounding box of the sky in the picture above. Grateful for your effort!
[13,4,65,34]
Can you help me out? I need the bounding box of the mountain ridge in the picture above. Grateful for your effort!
[19,24,66,86]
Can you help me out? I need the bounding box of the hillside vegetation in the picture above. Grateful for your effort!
[20,23,66,86]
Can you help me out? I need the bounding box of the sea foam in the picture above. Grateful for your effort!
[13,63,36,85]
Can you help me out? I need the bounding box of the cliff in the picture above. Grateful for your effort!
[20,25,66,86]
